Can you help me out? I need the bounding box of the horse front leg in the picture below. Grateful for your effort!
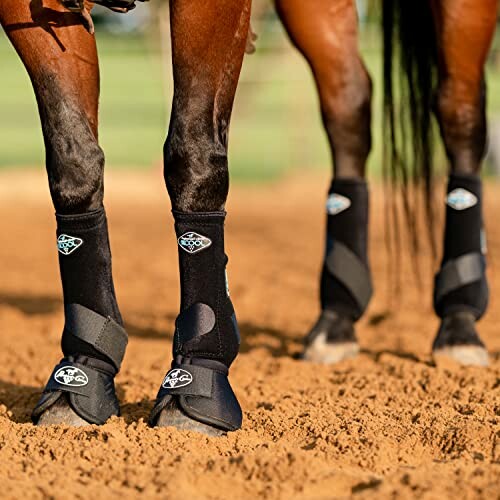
[276,0,373,364]
[431,0,497,366]
[148,0,251,435]
[1,0,127,425]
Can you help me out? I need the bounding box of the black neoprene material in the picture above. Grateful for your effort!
[434,174,488,319]
[321,178,371,321]
[173,211,240,368]
[57,208,123,364]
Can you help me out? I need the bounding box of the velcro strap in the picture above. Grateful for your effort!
[434,252,485,305]
[64,304,128,371]
[44,361,100,398]
[156,364,215,399]
[325,241,373,312]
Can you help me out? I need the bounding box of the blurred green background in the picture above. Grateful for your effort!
[1,1,500,182]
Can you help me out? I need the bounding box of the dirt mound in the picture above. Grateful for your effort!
[0,171,498,499]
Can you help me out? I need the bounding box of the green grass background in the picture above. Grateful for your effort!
[1,19,500,182]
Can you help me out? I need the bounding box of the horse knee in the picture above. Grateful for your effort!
[47,133,105,214]
[164,115,229,212]
[38,78,104,214]
[319,62,372,175]
[436,79,486,174]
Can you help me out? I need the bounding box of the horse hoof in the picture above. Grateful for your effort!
[36,397,90,427]
[433,345,490,367]
[155,399,226,437]
[433,312,490,367]
[303,332,360,364]
[303,311,359,364]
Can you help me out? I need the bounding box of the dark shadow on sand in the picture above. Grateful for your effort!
[239,321,303,358]
[360,348,434,366]
[0,292,61,316]
[120,398,154,424]
[0,380,40,424]
[126,317,304,359]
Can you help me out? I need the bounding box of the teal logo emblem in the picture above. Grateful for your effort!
[57,234,83,256]
[326,194,351,215]
[447,189,477,211]
[178,232,212,254]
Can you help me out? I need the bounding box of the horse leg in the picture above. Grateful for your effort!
[431,0,497,366]
[148,0,251,435]
[276,0,372,363]
[0,0,127,424]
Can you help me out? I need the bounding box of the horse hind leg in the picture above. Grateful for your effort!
[148,0,251,435]
[1,0,127,424]
[431,0,497,367]
[275,0,372,364]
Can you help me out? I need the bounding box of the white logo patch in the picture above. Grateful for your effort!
[446,188,478,211]
[54,366,89,387]
[178,232,212,254]
[326,193,351,215]
[162,368,193,389]
[57,234,83,256]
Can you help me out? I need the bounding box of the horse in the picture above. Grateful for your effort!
[0,0,496,436]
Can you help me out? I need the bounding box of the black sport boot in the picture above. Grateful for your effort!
[32,209,127,425]
[432,174,489,366]
[304,179,372,364]
[149,212,242,435]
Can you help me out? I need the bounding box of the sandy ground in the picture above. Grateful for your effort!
[0,170,498,499]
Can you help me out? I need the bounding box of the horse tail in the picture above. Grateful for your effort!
[382,0,439,263]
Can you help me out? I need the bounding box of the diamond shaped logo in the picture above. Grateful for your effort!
[57,234,83,256]
[326,193,351,215]
[178,232,212,254]
[446,188,478,211]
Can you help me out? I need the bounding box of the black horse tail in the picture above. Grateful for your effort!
[382,0,439,266]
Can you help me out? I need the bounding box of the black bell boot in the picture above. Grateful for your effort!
[149,211,242,434]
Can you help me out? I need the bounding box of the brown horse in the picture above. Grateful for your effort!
[0,0,496,435]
